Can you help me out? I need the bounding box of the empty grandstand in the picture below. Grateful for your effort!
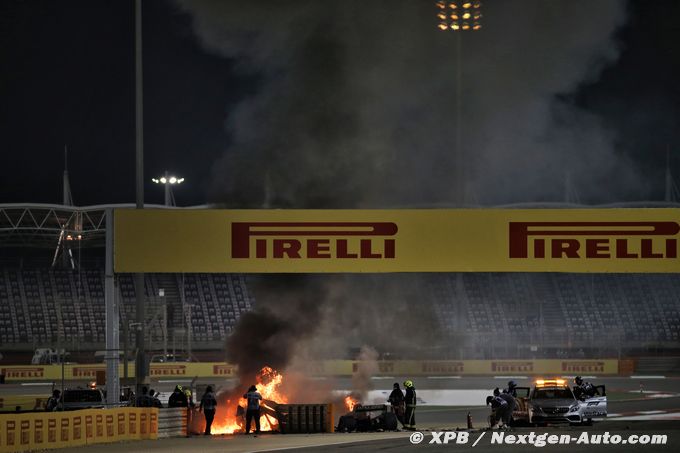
[428,272,680,359]
[1,203,679,362]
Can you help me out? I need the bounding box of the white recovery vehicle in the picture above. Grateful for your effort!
[511,378,607,425]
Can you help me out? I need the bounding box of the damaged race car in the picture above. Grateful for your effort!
[336,404,399,432]
[511,378,607,426]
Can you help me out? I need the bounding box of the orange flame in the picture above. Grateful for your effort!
[344,395,359,412]
[211,366,288,435]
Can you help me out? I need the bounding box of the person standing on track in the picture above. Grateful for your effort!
[494,387,516,426]
[135,386,152,407]
[199,386,218,435]
[388,382,405,425]
[486,395,509,429]
[243,384,262,434]
[402,380,417,431]
[45,389,61,411]
[574,376,598,400]
[168,385,188,407]
[149,389,163,408]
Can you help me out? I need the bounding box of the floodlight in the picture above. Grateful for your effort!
[153,172,185,205]
[436,0,446,9]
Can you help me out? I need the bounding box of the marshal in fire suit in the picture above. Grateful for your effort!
[486,395,509,428]
[494,387,516,425]
[574,376,598,400]
[402,380,417,430]
[243,385,263,434]
[388,382,405,424]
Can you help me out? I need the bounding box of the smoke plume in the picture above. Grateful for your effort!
[351,346,379,403]
[175,0,637,380]
[225,275,326,384]
[226,273,442,376]
[176,0,637,206]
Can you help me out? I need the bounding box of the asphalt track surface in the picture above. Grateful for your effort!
[63,421,680,452]
[4,376,680,452]
[285,421,680,452]
[4,375,679,396]
[4,376,678,419]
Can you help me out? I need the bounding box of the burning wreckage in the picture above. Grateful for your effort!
[336,396,399,433]
[191,366,293,434]
[188,366,399,435]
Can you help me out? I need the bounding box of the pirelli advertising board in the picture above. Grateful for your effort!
[114,208,680,273]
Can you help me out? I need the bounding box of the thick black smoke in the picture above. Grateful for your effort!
[225,275,326,383]
[177,0,636,376]
[177,0,637,206]
[226,273,443,379]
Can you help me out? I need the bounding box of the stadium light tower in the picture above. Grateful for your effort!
[134,0,146,400]
[436,1,482,32]
[436,1,482,205]
[152,171,185,206]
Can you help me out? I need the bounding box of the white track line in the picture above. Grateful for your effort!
[614,413,680,421]
[427,376,462,379]
[20,382,53,386]
[494,376,527,379]
[630,375,666,379]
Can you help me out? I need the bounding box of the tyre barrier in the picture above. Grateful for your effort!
[275,404,334,434]
[157,408,187,438]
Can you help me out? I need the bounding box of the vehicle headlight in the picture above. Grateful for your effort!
[532,405,542,413]
[569,404,579,412]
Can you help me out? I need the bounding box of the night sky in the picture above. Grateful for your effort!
[0,0,679,206]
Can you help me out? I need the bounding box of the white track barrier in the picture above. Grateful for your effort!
[157,408,187,438]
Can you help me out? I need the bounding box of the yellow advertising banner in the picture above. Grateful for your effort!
[0,408,156,453]
[326,360,618,376]
[114,208,680,273]
[0,360,618,384]
[0,363,237,382]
